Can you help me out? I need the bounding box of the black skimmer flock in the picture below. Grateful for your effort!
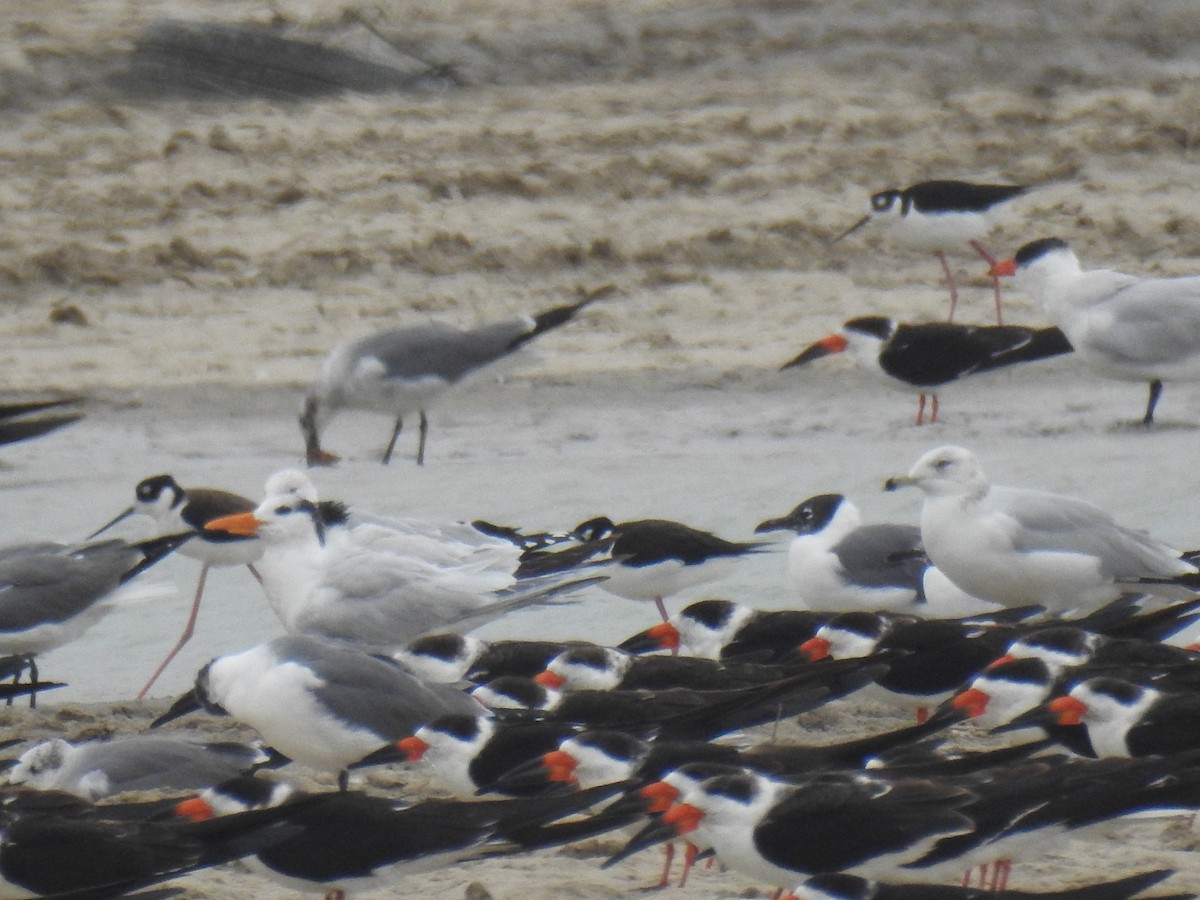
[991,237,1200,425]
[299,289,606,466]
[12,152,1200,900]
[782,317,1072,424]
[833,180,1028,323]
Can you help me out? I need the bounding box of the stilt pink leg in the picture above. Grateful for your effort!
[937,251,959,322]
[969,240,1004,324]
[930,394,940,424]
[137,564,209,700]
[915,394,927,426]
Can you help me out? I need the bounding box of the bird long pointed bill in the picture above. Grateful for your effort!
[87,505,135,540]
[830,214,871,244]
[883,474,917,491]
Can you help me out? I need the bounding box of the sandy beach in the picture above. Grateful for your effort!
[4,0,1200,896]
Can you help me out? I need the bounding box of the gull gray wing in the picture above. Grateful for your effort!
[832,523,926,590]
[990,487,1190,580]
[281,637,478,737]
[351,318,534,385]
[0,541,136,632]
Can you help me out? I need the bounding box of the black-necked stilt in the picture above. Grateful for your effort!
[834,180,1027,324]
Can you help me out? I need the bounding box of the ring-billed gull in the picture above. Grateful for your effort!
[884,445,1196,612]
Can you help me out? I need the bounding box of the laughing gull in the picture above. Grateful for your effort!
[300,289,606,466]
[832,180,1028,323]
[781,317,1072,425]
[7,735,273,800]
[0,532,189,703]
[89,473,264,699]
[992,236,1200,424]
[754,493,994,617]
[884,445,1198,613]
[203,489,597,653]
[153,635,479,788]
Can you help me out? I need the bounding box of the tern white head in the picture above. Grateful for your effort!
[993,236,1200,424]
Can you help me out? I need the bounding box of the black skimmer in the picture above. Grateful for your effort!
[618,598,828,662]
[394,714,583,797]
[89,473,264,699]
[754,493,996,615]
[610,767,975,886]
[992,237,1200,425]
[300,288,606,466]
[153,635,480,789]
[1019,675,1200,758]
[0,532,189,705]
[832,180,1027,323]
[794,869,1181,900]
[782,316,1072,424]
[532,643,812,693]
[884,445,1198,613]
[568,515,766,622]
[203,489,599,654]
[0,397,82,448]
[176,774,632,898]
[467,656,886,740]
[394,632,584,684]
[6,735,274,801]
[0,784,315,898]
[799,610,1017,721]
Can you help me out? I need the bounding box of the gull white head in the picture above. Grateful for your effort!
[884,445,990,500]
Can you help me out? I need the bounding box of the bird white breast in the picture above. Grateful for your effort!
[209,655,384,773]
[600,557,735,602]
[885,209,993,252]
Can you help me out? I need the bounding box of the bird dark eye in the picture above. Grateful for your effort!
[275,506,291,515]
[933,458,952,471]
[799,509,812,520]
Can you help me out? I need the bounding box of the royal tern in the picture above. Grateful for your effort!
[992,236,1200,424]
[204,489,596,652]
